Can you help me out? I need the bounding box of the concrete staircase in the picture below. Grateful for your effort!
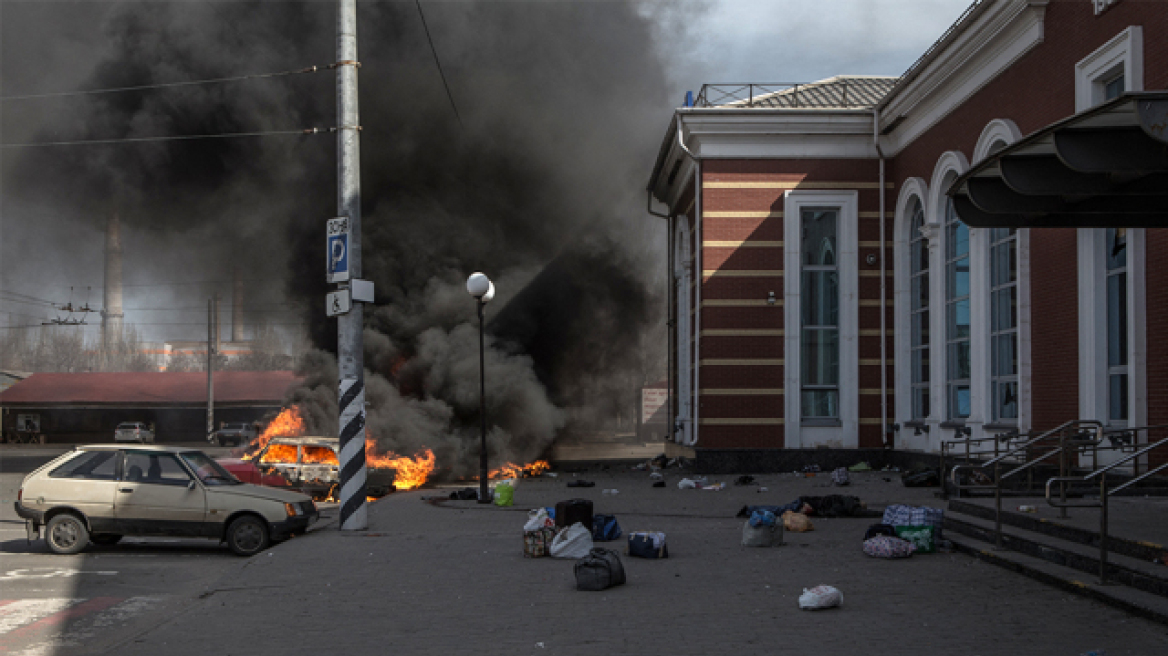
[944,498,1168,626]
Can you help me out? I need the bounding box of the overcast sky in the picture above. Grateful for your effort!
[0,0,975,344]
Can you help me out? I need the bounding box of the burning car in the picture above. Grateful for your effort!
[247,436,397,500]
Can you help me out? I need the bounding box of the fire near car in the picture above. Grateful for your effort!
[249,436,395,499]
[15,445,317,556]
[209,422,257,447]
[114,422,154,443]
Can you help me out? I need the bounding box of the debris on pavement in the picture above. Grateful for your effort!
[848,462,873,472]
[734,475,757,486]
[798,585,842,610]
[862,535,916,558]
[567,480,596,488]
[830,467,850,486]
[652,481,665,488]
[782,511,814,532]
[677,477,707,489]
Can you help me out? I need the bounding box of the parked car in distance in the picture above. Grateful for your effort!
[210,422,257,447]
[113,422,154,443]
[15,445,317,556]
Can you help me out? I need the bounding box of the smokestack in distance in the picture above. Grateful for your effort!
[101,212,124,349]
[232,267,244,342]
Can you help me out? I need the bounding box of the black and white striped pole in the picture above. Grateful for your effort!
[335,0,367,531]
[466,273,495,504]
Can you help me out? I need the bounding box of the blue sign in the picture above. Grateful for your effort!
[327,217,350,283]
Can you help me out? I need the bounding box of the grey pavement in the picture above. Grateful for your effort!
[95,467,1168,656]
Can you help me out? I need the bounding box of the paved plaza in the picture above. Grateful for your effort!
[84,465,1167,656]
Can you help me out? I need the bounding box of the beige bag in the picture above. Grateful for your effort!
[782,511,814,532]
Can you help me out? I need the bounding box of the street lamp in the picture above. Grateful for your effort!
[466,272,495,503]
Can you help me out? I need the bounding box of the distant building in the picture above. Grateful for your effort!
[0,370,300,443]
[647,0,1167,470]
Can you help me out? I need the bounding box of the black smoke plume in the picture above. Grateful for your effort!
[3,1,685,472]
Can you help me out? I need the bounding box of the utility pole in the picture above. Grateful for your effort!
[206,297,215,441]
[336,0,368,531]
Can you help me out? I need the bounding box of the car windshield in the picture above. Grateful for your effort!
[117,423,139,429]
[180,451,241,485]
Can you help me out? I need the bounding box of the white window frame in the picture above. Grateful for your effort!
[784,191,857,449]
[893,176,932,451]
[1074,26,1143,112]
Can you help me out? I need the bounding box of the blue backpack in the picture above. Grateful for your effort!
[592,514,622,542]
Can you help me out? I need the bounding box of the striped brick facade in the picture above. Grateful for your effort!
[651,0,1167,466]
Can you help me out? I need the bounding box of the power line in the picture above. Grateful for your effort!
[0,65,328,102]
[415,0,463,129]
[1,128,327,149]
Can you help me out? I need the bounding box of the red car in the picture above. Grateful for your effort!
[215,458,295,489]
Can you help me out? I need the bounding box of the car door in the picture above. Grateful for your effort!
[115,451,207,536]
[40,449,121,534]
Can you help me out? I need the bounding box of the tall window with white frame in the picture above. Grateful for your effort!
[801,208,839,421]
[1107,227,1128,425]
[990,228,1018,422]
[945,197,971,420]
[909,199,930,420]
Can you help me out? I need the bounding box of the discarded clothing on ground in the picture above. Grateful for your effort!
[566,480,596,488]
[801,495,871,518]
[575,548,626,591]
[736,499,805,518]
[830,467,850,486]
[862,535,916,558]
[848,462,873,472]
[734,475,757,486]
[449,487,488,501]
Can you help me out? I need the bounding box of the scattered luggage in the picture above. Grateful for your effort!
[798,585,843,610]
[524,527,558,558]
[742,517,781,547]
[524,508,554,532]
[494,481,515,507]
[831,467,850,486]
[575,548,626,591]
[550,522,594,559]
[894,525,937,554]
[862,535,916,558]
[782,511,814,533]
[592,514,623,542]
[882,504,944,539]
[863,523,899,541]
[800,495,869,518]
[555,498,594,529]
[628,531,669,559]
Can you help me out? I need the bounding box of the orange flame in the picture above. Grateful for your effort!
[487,460,550,480]
[259,443,299,464]
[366,446,436,491]
[243,407,306,460]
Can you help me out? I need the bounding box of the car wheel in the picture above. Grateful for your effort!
[226,515,270,557]
[45,513,90,555]
[90,533,123,546]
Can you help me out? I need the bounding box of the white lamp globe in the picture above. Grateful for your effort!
[466,272,491,298]
[482,281,496,303]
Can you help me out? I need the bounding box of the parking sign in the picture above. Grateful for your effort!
[327,217,351,283]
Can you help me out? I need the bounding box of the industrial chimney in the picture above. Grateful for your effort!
[100,212,124,350]
[232,267,244,342]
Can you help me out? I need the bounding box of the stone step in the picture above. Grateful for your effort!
[947,531,1168,628]
[944,513,1168,599]
[948,498,1167,562]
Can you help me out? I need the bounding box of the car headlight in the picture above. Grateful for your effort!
[284,503,303,517]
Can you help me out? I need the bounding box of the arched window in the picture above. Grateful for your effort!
[801,208,839,419]
[908,198,929,420]
[944,195,970,420]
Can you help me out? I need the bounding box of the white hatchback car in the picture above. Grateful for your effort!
[15,445,318,556]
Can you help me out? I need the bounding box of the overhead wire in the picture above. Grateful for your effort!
[0,65,328,102]
[415,0,463,129]
[1,128,326,149]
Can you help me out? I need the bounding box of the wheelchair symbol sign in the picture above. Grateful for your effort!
[326,290,351,317]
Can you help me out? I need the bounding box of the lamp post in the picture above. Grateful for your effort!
[466,272,495,503]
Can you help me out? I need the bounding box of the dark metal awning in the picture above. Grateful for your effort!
[948,92,1168,228]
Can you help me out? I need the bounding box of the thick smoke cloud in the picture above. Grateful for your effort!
[3,1,687,472]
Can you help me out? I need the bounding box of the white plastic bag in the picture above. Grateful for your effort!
[549,522,594,559]
[524,508,553,532]
[798,585,843,610]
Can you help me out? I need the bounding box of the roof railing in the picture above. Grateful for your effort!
[691,81,865,109]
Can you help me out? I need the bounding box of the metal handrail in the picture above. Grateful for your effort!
[1045,429,1168,585]
[949,420,1104,548]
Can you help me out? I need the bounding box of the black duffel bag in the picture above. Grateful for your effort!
[575,548,626,591]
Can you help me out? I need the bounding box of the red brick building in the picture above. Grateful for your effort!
[647,0,1168,468]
